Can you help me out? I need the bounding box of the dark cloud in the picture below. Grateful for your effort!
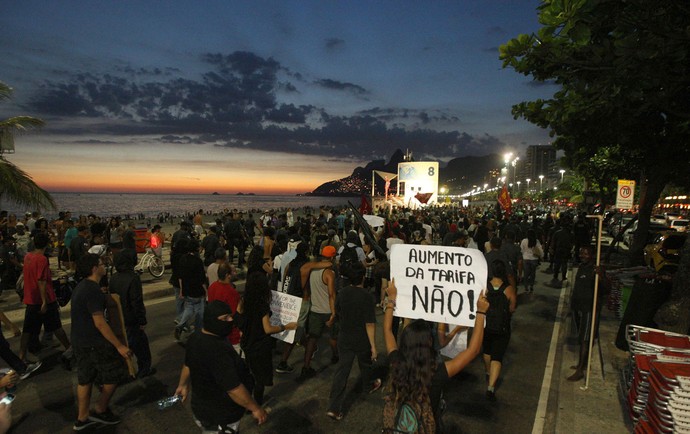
[325,38,345,50]
[70,139,118,144]
[27,50,502,160]
[314,79,368,96]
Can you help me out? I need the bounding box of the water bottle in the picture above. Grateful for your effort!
[156,395,182,410]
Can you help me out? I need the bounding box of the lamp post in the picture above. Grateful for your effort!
[539,174,544,191]
[559,169,565,183]
[511,157,520,185]
[526,178,531,192]
[516,181,521,196]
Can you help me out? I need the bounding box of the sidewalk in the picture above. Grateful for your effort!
[545,264,632,434]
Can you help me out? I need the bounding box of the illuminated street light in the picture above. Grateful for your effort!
[526,178,531,191]
[516,181,521,194]
[504,152,513,165]
[539,174,544,191]
[483,183,488,190]
[559,169,565,182]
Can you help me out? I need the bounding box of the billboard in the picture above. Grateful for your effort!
[397,161,439,207]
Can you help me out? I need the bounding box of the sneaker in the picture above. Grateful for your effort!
[326,411,343,421]
[174,327,182,341]
[275,361,294,374]
[20,361,42,380]
[299,366,316,379]
[89,408,121,425]
[73,418,98,431]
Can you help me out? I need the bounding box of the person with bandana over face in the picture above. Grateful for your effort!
[175,300,268,433]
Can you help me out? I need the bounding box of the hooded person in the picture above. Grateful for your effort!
[175,300,268,432]
[109,251,154,378]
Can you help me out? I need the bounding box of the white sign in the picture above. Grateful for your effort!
[440,328,468,359]
[270,291,302,344]
[616,179,635,209]
[390,244,488,327]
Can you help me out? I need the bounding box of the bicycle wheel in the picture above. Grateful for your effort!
[148,256,165,278]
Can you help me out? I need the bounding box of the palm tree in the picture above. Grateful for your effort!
[0,81,56,211]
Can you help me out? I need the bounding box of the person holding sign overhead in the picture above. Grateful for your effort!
[382,279,489,433]
[483,260,517,402]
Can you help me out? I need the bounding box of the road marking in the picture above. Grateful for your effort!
[532,276,569,434]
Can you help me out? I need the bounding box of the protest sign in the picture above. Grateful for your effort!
[440,328,468,359]
[390,244,488,327]
[270,290,302,344]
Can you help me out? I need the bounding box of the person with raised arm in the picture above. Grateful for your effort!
[382,279,489,433]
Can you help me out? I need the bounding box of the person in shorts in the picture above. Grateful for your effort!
[300,246,337,379]
[71,254,132,431]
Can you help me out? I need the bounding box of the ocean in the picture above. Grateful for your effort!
[1,193,354,219]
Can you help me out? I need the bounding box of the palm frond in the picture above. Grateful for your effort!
[0,82,11,101]
[0,157,56,211]
[0,116,46,132]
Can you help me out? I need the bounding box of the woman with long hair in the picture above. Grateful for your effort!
[246,245,272,276]
[238,272,296,406]
[520,229,543,293]
[383,280,489,432]
[482,260,517,402]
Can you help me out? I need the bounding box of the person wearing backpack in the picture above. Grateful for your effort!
[382,280,489,433]
[483,259,517,402]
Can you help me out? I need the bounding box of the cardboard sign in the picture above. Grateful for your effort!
[270,290,302,344]
[390,244,487,326]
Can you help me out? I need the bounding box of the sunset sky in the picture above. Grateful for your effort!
[0,0,553,194]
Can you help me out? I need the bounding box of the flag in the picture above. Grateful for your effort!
[498,185,512,216]
[359,194,372,215]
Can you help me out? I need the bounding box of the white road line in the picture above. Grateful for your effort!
[532,278,569,434]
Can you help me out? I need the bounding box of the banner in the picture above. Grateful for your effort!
[498,184,512,216]
[390,244,488,327]
[270,290,302,344]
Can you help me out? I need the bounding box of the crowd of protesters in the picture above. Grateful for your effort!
[0,202,597,433]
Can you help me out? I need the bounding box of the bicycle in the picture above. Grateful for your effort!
[135,248,165,278]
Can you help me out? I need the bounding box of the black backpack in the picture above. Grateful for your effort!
[281,257,308,297]
[485,282,510,335]
[339,245,359,275]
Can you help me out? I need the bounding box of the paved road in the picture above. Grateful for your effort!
[4,267,564,433]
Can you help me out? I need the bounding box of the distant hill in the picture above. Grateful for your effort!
[308,150,502,196]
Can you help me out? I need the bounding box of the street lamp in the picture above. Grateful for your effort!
[483,183,488,191]
[511,157,520,185]
[539,174,544,191]
[526,178,531,191]
[516,181,521,194]
[559,169,565,183]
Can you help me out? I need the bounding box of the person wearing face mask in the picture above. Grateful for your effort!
[175,300,267,433]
